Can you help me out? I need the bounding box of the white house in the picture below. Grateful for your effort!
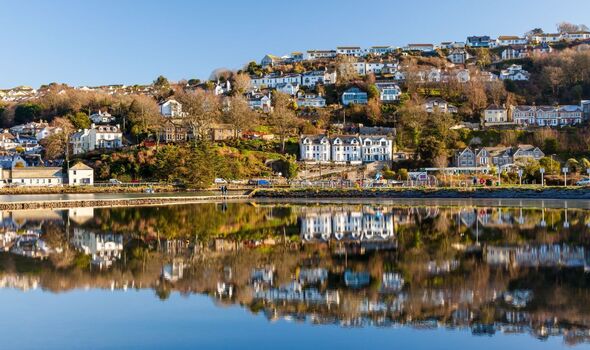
[495,36,528,46]
[299,135,392,163]
[360,136,393,162]
[301,70,337,87]
[484,105,510,124]
[35,126,62,141]
[336,46,363,57]
[447,49,470,64]
[89,110,116,124]
[531,33,562,43]
[423,98,458,113]
[516,105,583,127]
[404,44,435,52]
[70,124,123,155]
[368,46,394,55]
[299,135,331,162]
[2,167,63,187]
[500,64,530,81]
[341,87,368,105]
[375,82,401,102]
[68,162,94,186]
[501,46,529,61]
[306,50,337,60]
[331,136,362,164]
[275,82,299,96]
[247,92,272,112]
[214,80,231,96]
[563,31,590,41]
[260,54,283,67]
[159,99,185,118]
[0,130,18,150]
[296,94,326,108]
[250,73,302,89]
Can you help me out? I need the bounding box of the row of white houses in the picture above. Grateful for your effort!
[299,135,393,163]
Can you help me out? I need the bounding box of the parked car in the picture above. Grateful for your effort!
[109,179,123,185]
[576,178,590,186]
[214,178,228,184]
[248,179,271,187]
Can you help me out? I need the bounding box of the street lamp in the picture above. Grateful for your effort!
[497,165,501,186]
[587,168,590,178]
[562,167,569,187]
[517,169,523,186]
[539,167,545,187]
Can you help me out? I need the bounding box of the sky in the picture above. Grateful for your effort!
[1,0,590,88]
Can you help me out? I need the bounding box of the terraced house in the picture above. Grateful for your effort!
[299,135,392,163]
[513,105,583,126]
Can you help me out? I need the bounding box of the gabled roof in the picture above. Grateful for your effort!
[70,162,93,171]
[11,167,62,179]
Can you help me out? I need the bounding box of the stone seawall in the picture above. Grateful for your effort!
[0,195,250,211]
[253,188,590,200]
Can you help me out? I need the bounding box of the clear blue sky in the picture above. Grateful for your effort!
[1,0,590,88]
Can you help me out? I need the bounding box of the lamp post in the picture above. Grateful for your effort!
[539,167,545,187]
[517,169,523,186]
[587,168,590,178]
[562,167,569,187]
[497,165,501,186]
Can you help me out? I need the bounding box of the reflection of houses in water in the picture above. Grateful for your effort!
[427,260,459,275]
[10,232,52,259]
[0,230,17,251]
[381,272,404,293]
[0,274,40,291]
[300,207,394,242]
[344,270,370,288]
[68,207,94,225]
[216,282,234,299]
[298,267,328,285]
[486,245,588,268]
[254,281,340,306]
[73,228,123,269]
[162,259,184,282]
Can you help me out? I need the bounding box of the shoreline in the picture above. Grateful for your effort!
[1,187,590,211]
[0,194,250,211]
[252,187,590,200]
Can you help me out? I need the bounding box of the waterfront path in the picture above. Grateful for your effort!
[0,193,251,210]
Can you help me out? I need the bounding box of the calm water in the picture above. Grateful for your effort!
[1,200,590,349]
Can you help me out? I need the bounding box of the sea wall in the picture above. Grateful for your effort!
[253,187,590,200]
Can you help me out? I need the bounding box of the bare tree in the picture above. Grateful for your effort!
[336,56,359,84]
[176,89,221,140]
[231,73,251,95]
[269,92,299,152]
[41,117,75,168]
[557,21,588,33]
[223,95,257,138]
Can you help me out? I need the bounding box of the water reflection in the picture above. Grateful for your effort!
[0,202,590,346]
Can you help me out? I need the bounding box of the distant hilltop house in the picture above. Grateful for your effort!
[336,46,363,57]
[495,35,528,47]
[299,134,393,164]
[70,124,123,155]
[306,50,337,60]
[368,46,394,55]
[90,110,116,124]
[159,99,186,118]
[341,87,368,106]
[301,70,337,87]
[214,80,231,96]
[466,35,491,48]
[250,73,302,89]
[501,46,529,60]
[275,82,299,96]
[404,44,435,52]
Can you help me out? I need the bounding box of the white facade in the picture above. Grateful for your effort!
[90,110,116,124]
[298,135,393,163]
[336,47,363,57]
[500,64,530,81]
[70,124,123,155]
[250,74,301,89]
[296,94,326,108]
[331,136,362,163]
[484,105,509,124]
[375,82,401,102]
[73,228,123,269]
[68,163,94,186]
[160,99,185,118]
[306,50,337,60]
[275,82,299,96]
